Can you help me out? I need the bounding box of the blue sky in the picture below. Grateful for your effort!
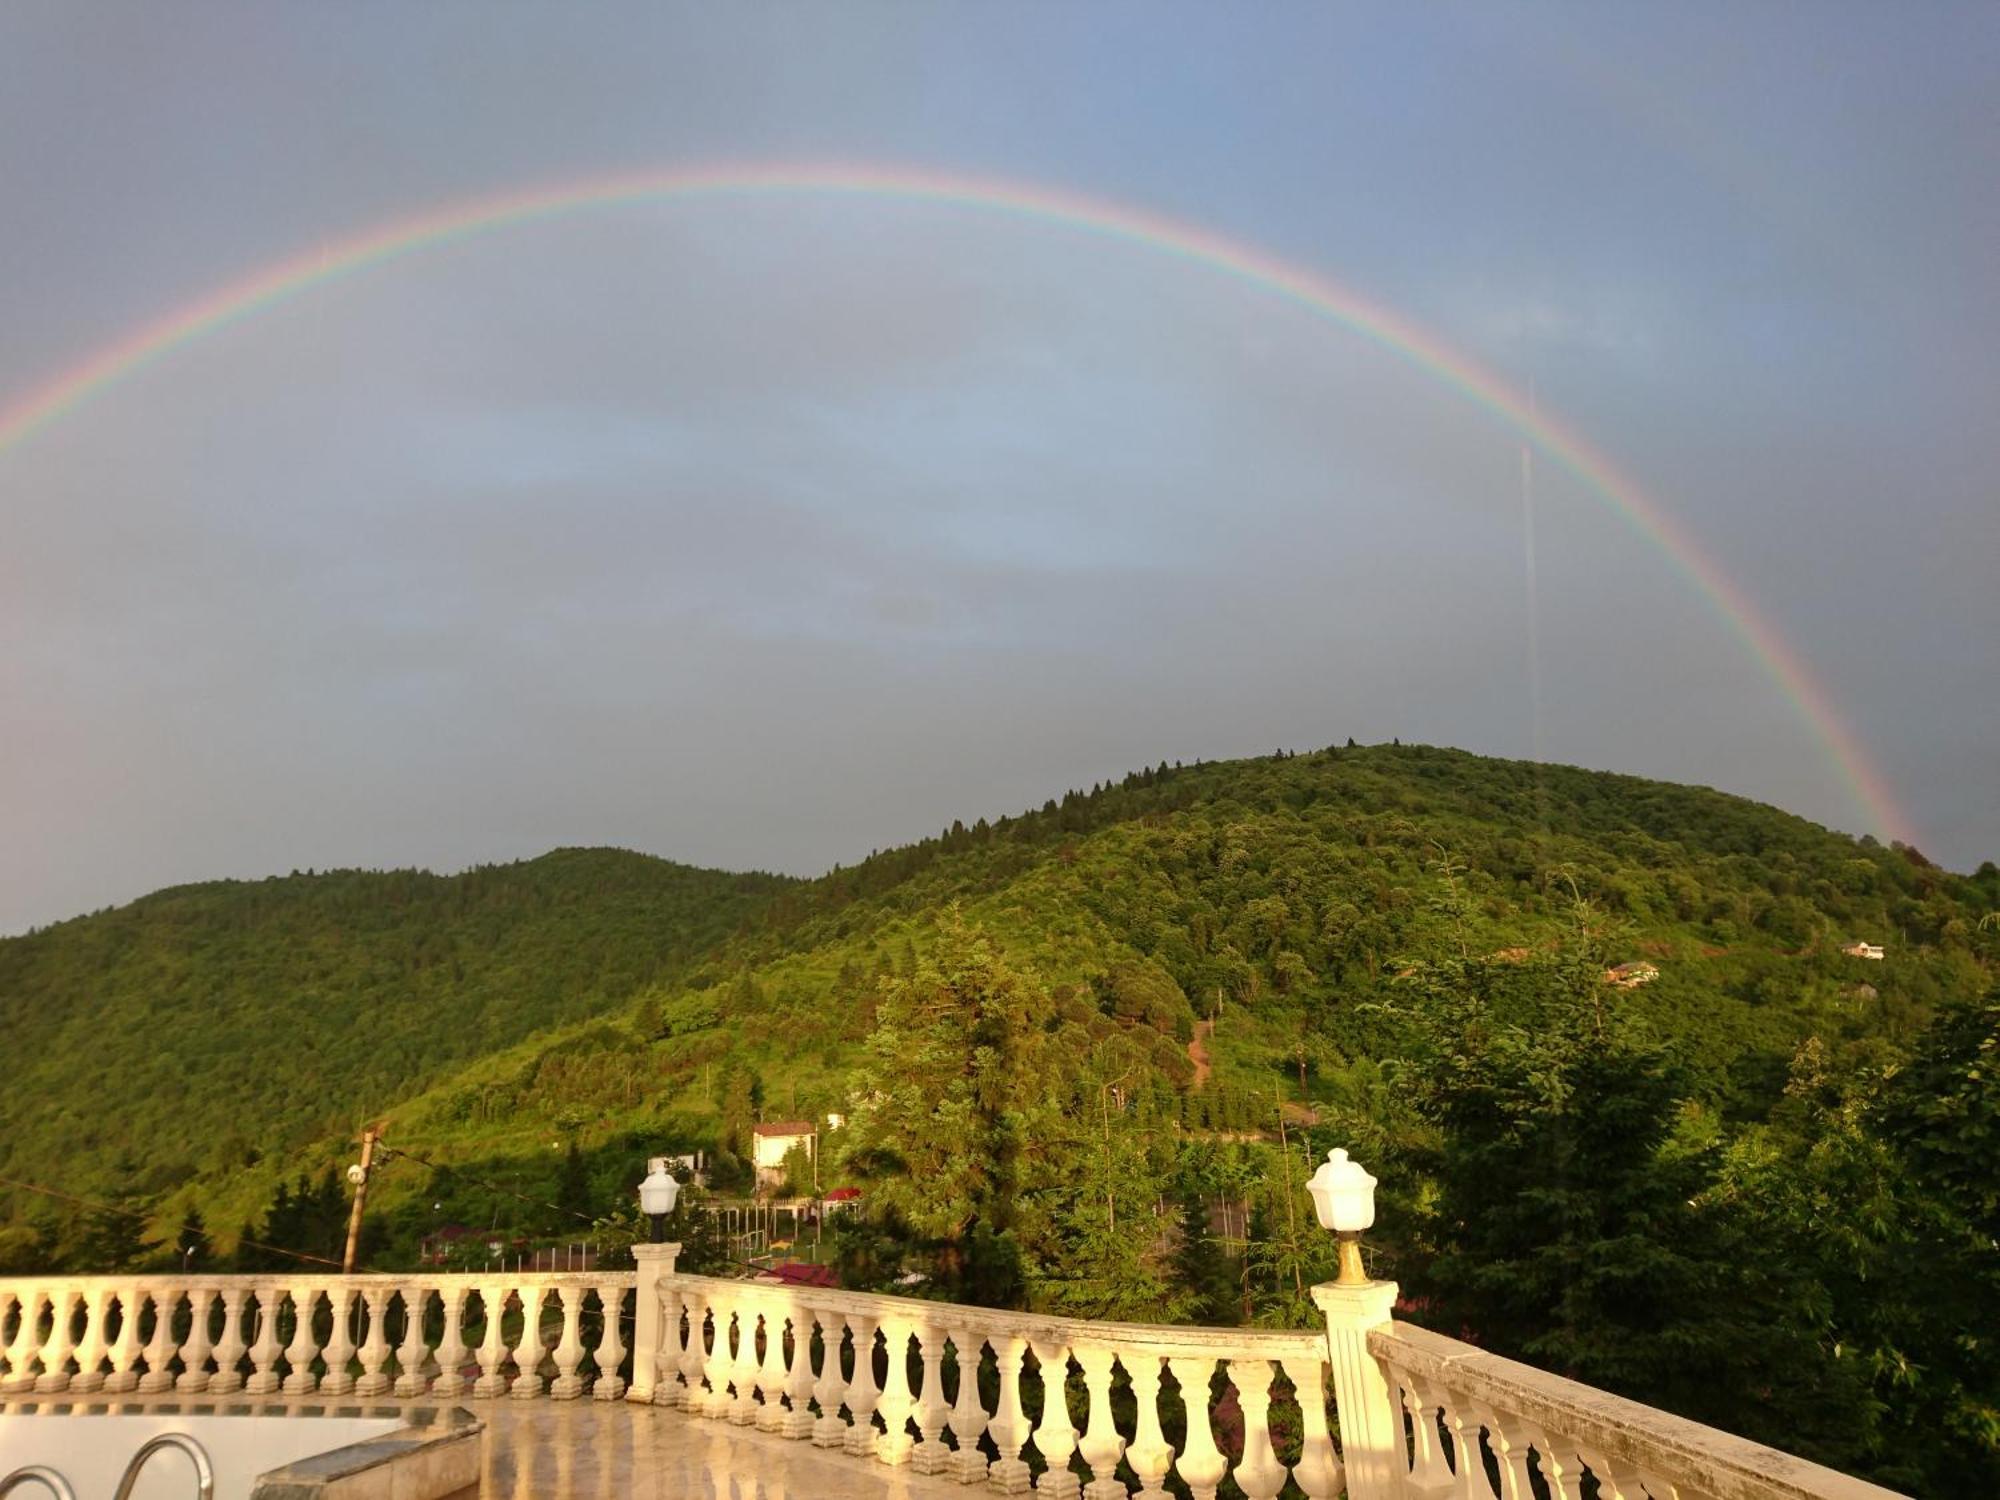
[1,3,1995,930]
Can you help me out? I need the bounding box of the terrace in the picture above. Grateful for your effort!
[0,1159,1906,1500]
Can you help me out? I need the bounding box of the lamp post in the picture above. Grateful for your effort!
[638,1159,681,1245]
[1305,1147,1377,1287]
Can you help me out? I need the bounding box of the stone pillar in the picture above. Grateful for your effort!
[627,1242,680,1405]
[1311,1279,1402,1500]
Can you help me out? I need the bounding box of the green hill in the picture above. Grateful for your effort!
[0,847,794,1207]
[7,743,1993,1491]
[4,745,1990,1243]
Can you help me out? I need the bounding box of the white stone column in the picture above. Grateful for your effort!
[1027,1337,1079,1500]
[356,1284,395,1395]
[137,1286,180,1393]
[282,1284,322,1394]
[550,1285,587,1398]
[627,1244,677,1403]
[2,1289,45,1393]
[1311,1278,1402,1500]
[176,1289,217,1393]
[509,1283,548,1398]
[321,1287,359,1395]
[394,1284,433,1397]
[592,1279,629,1401]
[431,1285,470,1398]
[208,1287,249,1394]
[102,1283,144,1392]
[68,1284,110,1393]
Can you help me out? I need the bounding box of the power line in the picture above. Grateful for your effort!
[0,1172,353,1272]
[372,1143,598,1226]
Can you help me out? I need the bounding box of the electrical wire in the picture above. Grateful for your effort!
[0,1171,353,1272]
[371,1143,599,1225]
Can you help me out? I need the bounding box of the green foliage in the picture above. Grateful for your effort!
[0,745,1992,1489]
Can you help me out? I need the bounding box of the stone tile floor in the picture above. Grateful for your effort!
[3,1393,973,1499]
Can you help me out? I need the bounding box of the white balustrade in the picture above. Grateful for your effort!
[1366,1321,1910,1500]
[648,1273,1334,1500]
[0,1267,1912,1500]
[0,1273,638,1406]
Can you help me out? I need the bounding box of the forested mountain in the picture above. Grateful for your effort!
[3,745,1995,1490]
[0,848,793,1207]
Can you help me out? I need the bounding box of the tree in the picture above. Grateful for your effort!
[554,1142,594,1229]
[840,909,1058,1291]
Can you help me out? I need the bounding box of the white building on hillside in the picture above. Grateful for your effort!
[750,1120,815,1190]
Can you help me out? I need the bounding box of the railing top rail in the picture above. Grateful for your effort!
[1369,1322,1909,1500]
[0,1271,636,1293]
[662,1269,1327,1364]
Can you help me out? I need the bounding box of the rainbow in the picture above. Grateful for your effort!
[0,161,1912,844]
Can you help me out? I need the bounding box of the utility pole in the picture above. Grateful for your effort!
[342,1126,378,1274]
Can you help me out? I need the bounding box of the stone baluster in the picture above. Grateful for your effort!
[1437,1383,1499,1500]
[69,1284,111,1392]
[909,1318,951,1474]
[676,1287,711,1412]
[176,1289,217,1392]
[550,1285,587,1398]
[102,1283,145,1392]
[592,1280,628,1401]
[1,1289,40,1392]
[1123,1353,1174,1500]
[473,1283,512,1397]
[1228,1358,1289,1500]
[1028,1337,1080,1500]
[138,1286,180,1392]
[733,1301,765,1426]
[355,1284,395,1395]
[755,1300,791,1432]
[874,1314,918,1465]
[208,1287,249,1393]
[31,1288,76,1392]
[394,1285,432,1396]
[1469,1401,1535,1500]
[1075,1345,1128,1500]
[779,1302,818,1439]
[1400,1377,1456,1496]
[698,1293,736,1419]
[283,1283,323,1394]
[1574,1443,1640,1500]
[1168,1355,1228,1500]
[987,1334,1034,1494]
[807,1304,847,1446]
[840,1312,882,1458]
[945,1322,990,1483]
[1520,1422,1584,1500]
[321,1286,359,1394]
[243,1285,286,1393]
[653,1278,685,1406]
[509,1282,548,1397]
[431,1285,471,1398]
[1281,1355,1343,1500]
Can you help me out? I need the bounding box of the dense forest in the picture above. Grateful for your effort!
[2,744,1994,1492]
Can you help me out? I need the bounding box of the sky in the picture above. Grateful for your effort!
[1,3,1995,933]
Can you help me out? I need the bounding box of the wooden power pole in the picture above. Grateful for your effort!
[342,1126,378,1274]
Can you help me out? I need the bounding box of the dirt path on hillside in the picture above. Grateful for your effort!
[1187,1018,1213,1087]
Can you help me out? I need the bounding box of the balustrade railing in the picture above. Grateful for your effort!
[647,1270,1341,1499]
[0,1274,635,1404]
[0,1263,1907,1499]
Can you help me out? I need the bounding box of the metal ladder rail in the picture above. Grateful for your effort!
[0,1468,77,1500]
[111,1434,215,1500]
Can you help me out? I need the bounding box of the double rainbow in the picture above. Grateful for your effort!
[0,161,1911,844]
